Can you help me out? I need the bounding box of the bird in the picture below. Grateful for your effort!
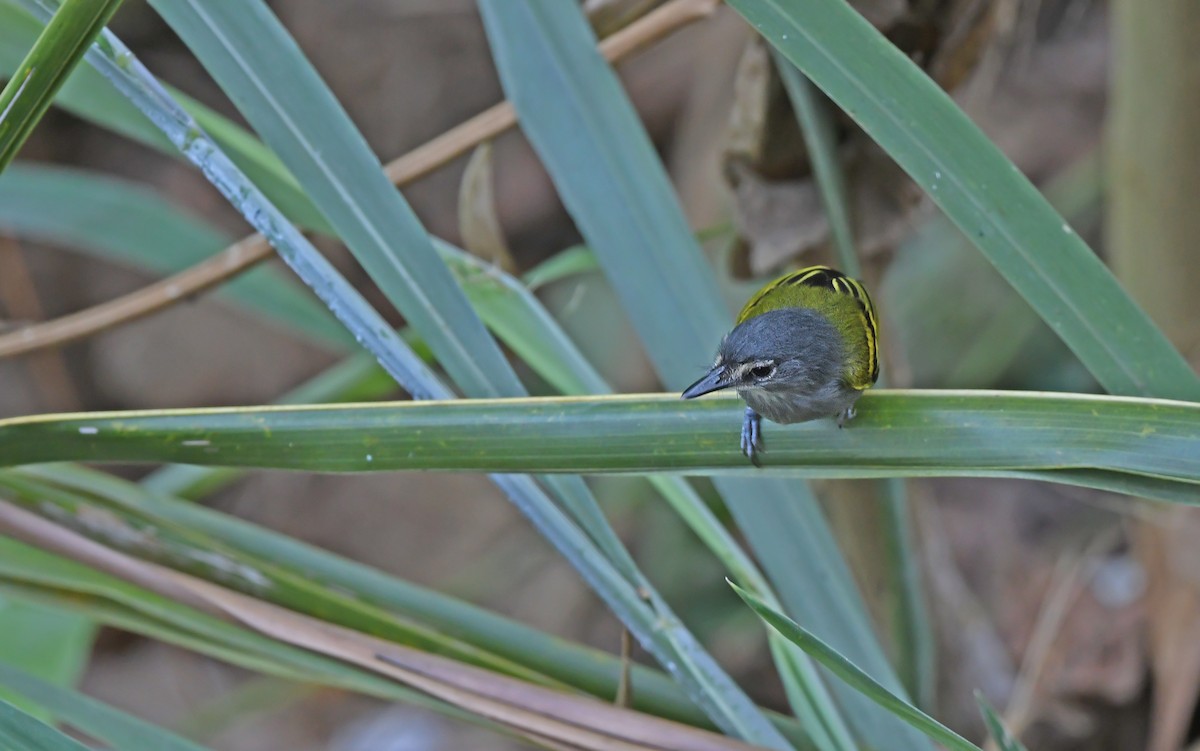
[681,266,879,464]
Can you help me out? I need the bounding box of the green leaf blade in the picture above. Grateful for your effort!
[976,692,1028,751]
[732,582,981,751]
[4,391,1196,490]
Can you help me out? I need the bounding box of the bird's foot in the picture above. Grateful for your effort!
[740,407,764,466]
[836,405,857,428]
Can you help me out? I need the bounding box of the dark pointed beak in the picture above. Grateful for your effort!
[681,367,735,399]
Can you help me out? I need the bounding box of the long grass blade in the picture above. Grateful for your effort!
[4,391,1196,491]
[733,583,980,751]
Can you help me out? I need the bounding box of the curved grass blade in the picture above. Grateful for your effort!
[732,582,980,751]
[976,692,1028,751]
[729,0,1200,402]
[522,244,599,292]
[0,0,124,171]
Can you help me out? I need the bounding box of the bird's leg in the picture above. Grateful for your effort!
[836,405,857,428]
[740,407,764,465]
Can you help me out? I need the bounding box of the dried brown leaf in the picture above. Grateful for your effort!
[458,142,517,273]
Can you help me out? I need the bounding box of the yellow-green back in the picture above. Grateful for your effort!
[736,266,879,390]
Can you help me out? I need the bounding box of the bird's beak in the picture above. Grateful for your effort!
[681,367,735,399]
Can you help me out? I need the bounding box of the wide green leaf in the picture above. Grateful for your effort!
[0,599,92,718]
[4,391,1196,492]
[729,0,1200,402]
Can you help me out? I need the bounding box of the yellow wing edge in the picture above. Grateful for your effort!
[736,266,879,389]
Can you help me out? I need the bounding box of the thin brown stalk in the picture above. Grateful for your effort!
[0,0,719,360]
[0,233,272,357]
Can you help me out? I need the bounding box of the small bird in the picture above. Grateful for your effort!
[681,266,879,463]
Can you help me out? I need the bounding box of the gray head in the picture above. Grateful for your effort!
[681,308,844,399]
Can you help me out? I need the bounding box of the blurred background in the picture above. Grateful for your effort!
[1,0,1196,749]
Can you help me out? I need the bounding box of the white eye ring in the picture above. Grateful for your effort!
[749,364,775,380]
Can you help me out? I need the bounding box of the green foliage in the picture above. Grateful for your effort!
[0,698,91,751]
[0,0,124,170]
[976,692,1030,751]
[0,661,209,751]
[0,0,1196,748]
[733,582,981,751]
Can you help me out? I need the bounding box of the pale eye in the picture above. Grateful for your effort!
[749,364,775,380]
